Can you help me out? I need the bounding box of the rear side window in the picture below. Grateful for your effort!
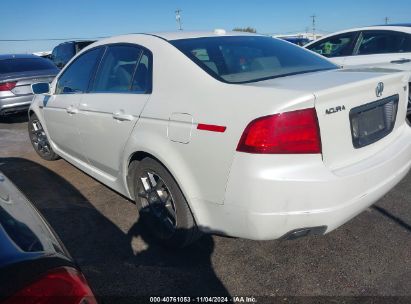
[0,58,57,74]
[171,36,337,84]
[131,51,152,93]
[56,48,102,94]
[307,32,357,58]
[357,31,411,55]
[92,45,142,92]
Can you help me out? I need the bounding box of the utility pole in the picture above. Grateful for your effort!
[310,14,316,39]
[384,17,389,25]
[175,9,182,31]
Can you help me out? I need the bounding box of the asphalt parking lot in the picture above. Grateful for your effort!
[1,113,411,302]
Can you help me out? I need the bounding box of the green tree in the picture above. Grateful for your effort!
[232,27,257,33]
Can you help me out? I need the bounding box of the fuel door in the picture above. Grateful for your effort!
[167,112,194,144]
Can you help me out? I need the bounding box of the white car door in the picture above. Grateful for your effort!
[343,30,411,67]
[43,48,103,162]
[76,45,152,177]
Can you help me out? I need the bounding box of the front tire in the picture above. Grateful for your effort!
[131,158,201,248]
[28,113,59,161]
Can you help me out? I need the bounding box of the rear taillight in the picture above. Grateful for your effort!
[0,81,17,92]
[4,267,97,304]
[236,108,322,154]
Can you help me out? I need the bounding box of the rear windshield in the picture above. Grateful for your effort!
[171,36,337,83]
[0,58,57,74]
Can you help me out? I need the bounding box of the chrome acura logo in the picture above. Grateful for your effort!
[376,82,384,97]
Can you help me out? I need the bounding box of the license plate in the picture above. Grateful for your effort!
[350,95,399,149]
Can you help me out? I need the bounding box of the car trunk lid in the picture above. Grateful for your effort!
[0,70,57,96]
[244,68,409,169]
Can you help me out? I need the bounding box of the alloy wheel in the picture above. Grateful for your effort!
[30,119,52,156]
[137,171,177,234]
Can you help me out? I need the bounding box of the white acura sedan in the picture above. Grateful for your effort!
[29,31,411,247]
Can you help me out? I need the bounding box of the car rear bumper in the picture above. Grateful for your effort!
[196,124,411,240]
[0,95,33,115]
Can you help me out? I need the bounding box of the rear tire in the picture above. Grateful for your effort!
[28,113,59,161]
[131,157,201,248]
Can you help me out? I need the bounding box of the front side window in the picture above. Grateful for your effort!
[92,45,142,93]
[307,32,357,58]
[356,31,411,55]
[91,45,152,93]
[56,48,102,94]
[171,36,337,84]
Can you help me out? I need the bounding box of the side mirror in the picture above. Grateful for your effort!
[31,82,50,95]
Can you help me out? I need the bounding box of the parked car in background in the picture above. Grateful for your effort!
[279,37,312,46]
[349,60,411,123]
[305,24,411,122]
[32,51,53,60]
[305,24,411,67]
[29,31,411,248]
[51,40,95,68]
[0,54,58,116]
[0,172,96,303]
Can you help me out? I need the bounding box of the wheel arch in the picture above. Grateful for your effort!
[124,148,203,225]
[28,96,47,130]
[126,150,160,200]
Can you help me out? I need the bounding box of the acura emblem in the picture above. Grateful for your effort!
[376,82,384,97]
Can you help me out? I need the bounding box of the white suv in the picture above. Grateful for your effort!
[29,32,411,247]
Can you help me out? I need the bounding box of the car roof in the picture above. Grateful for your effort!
[354,24,411,33]
[374,23,411,27]
[334,24,411,33]
[56,40,96,45]
[141,30,263,41]
[0,54,42,60]
[87,31,267,52]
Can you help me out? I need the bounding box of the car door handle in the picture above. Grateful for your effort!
[112,112,134,122]
[66,106,78,115]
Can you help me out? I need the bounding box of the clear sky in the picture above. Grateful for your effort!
[1,0,411,53]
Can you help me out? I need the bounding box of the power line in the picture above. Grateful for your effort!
[310,14,316,37]
[0,36,108,42]
[385,16,389,24]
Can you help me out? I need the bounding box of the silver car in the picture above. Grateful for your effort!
[0,54,58,116]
